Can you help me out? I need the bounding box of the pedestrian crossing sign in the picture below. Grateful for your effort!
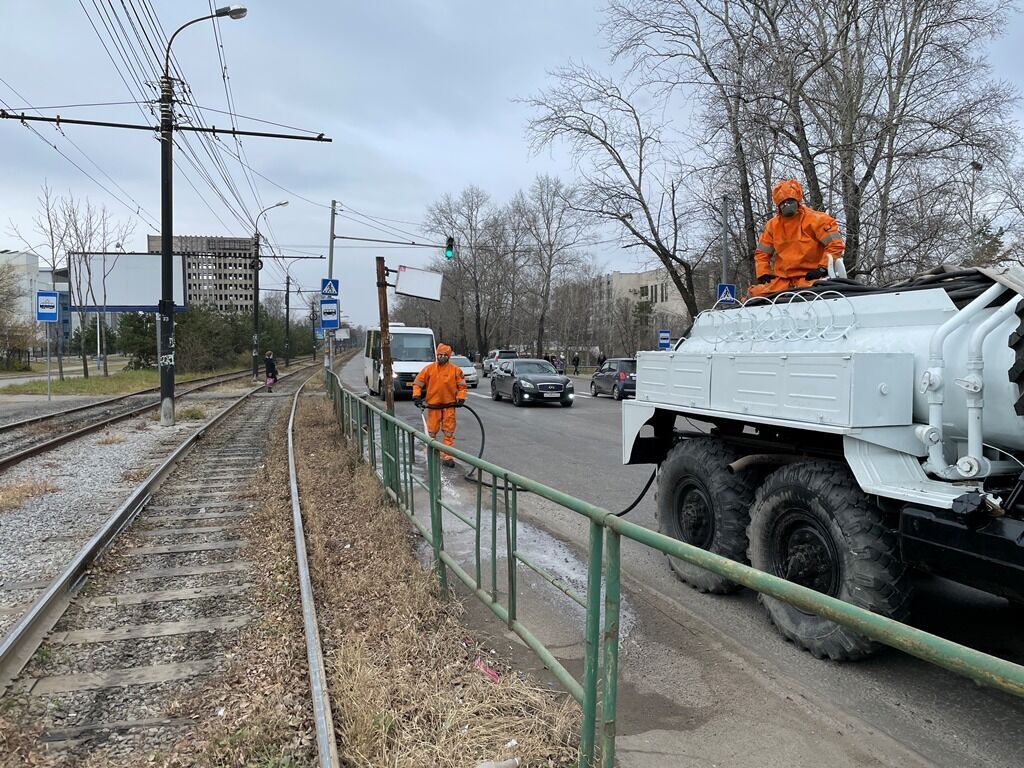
[321,278,339,297]
[717,283,737,303]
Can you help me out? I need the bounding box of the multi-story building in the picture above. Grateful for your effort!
[0,249,43,322]
[147,235,256,312]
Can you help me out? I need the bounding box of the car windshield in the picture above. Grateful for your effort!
[450,356,472,367]
[390,333,435,362]
[516,361,557,375]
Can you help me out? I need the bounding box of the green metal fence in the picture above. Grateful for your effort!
[323,372,1024,767]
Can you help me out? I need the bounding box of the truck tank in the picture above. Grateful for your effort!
[668,269,1024,458]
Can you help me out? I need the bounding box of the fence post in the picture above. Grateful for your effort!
[600,528,621,768]
[578,519,604,768]
[427,445,448,593]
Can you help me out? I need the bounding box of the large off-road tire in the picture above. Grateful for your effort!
[748,461,912,661]
[656,438,758,594]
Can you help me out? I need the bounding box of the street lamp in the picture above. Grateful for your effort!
[252,201,288,378]
[158,5,247,426]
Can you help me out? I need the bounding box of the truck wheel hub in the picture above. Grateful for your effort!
[771,510,840,596]
[677,482,715,549]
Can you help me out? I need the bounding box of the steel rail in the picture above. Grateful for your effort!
[0,368,249,434]
[0,369,256,472]
[0,363,316,692]
[287,373,341,768]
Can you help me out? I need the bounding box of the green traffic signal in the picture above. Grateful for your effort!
[444,236,455,259]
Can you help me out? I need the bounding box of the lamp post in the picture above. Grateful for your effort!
[252,200,288,379]
[159,4,247,426]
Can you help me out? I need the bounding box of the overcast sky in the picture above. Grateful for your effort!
[2,1,1022,325]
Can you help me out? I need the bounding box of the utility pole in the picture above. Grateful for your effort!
[284,274,290,368]
[720,194,729,286]
[158,67,175,425]
[327,199,337,370]
[376,256,395,416]
[251,231,261,379]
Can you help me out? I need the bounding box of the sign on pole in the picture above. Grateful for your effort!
[658,329,671,350]
[717,283,737,304]
[320,298,339,329]
[321,278,339,297]
[394,265,443,302]
[315,327,325,340]
[36,291,59,323]
[334,327,350,340]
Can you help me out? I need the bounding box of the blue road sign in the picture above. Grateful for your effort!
[320,298,339,329]
[717,283,737,303]
[658,328,671,350]
[321,278,339,297]
[36,291,59,322]
[315,327,325,340]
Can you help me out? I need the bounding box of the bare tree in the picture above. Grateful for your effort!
[523,175,589,354]
[524,64,704,317]
[8,182,67,380]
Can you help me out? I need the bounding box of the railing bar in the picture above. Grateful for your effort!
[514,552,587,607]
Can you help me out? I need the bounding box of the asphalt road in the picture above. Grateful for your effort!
[341,359,1023,766]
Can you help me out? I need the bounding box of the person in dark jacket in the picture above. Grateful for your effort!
[264,350,278,392]
[572,352,580,376]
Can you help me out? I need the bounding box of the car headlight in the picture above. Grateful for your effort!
[565,381,574,389]
[520,380,536,389]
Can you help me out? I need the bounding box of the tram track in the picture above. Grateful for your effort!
[0,369,254,473]
[0,363,320,759]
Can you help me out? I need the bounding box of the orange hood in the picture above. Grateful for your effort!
[772,179,803,207]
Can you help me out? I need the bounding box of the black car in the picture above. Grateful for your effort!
[490,358,575,407]
[590,358,636,400]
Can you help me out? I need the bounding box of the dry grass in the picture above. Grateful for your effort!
[96,431,126,445]
[0,706,59,768]
[294,395,578,767]
[176,406,206,421]
[0,480,58,515]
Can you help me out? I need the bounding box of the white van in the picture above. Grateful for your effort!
[363,324,436,399]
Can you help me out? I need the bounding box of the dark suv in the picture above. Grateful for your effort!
[482,349,518,377]
[590,358,636,400]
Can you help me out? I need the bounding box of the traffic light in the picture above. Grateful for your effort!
[444,236,455,260]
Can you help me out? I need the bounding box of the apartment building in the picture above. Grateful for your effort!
[147,235,256,312]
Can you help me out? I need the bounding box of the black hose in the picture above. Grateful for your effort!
[418,400,656,514]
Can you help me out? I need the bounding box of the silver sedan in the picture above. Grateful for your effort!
[450,355,479,388]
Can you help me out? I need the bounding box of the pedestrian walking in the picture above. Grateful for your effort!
[572,352,580,376]
[598,352,606,367]
[264,350,278,392]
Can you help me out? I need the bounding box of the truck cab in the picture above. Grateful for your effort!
[363,324,436,400]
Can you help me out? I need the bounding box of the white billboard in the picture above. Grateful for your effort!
[394,264,443,302]
[70,253,185,312]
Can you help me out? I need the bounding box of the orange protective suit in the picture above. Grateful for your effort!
[412,343,467,460]
[749,179,844,298]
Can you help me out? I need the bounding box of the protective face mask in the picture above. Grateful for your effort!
[437,355,449,364]
[779,199,799,217]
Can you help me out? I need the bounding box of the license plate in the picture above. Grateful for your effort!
[544,392,560,398]
[404,382,412,388]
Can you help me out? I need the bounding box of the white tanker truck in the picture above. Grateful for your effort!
[623,266,1024,660]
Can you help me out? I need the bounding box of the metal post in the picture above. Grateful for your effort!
[251,231,260,379]
[600,528,622,768]
[579,520,605,768]
[158,74,176,426]
[95,313,101,371]
[284,273,291,367]
[376,256,395,415]
[327,199,336,369]
[46,326,52,402]
[720,194,729,286]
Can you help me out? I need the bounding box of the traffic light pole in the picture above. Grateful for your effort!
[376,256,395,416]
[327,199,337,370]
[284,274,290,367]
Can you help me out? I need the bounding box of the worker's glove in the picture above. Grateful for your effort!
[805,267,829,281]
[455,400,465,408]
[756,273,775,284]
[413,396,424,408]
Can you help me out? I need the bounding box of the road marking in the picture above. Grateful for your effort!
[468,391,489,399]
[575,393,593,398]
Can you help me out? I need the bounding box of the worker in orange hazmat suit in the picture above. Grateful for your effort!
[748,179,845,298]
[412,343,467,468]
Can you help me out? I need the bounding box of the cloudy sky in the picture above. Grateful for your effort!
[2,2,1022,324]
